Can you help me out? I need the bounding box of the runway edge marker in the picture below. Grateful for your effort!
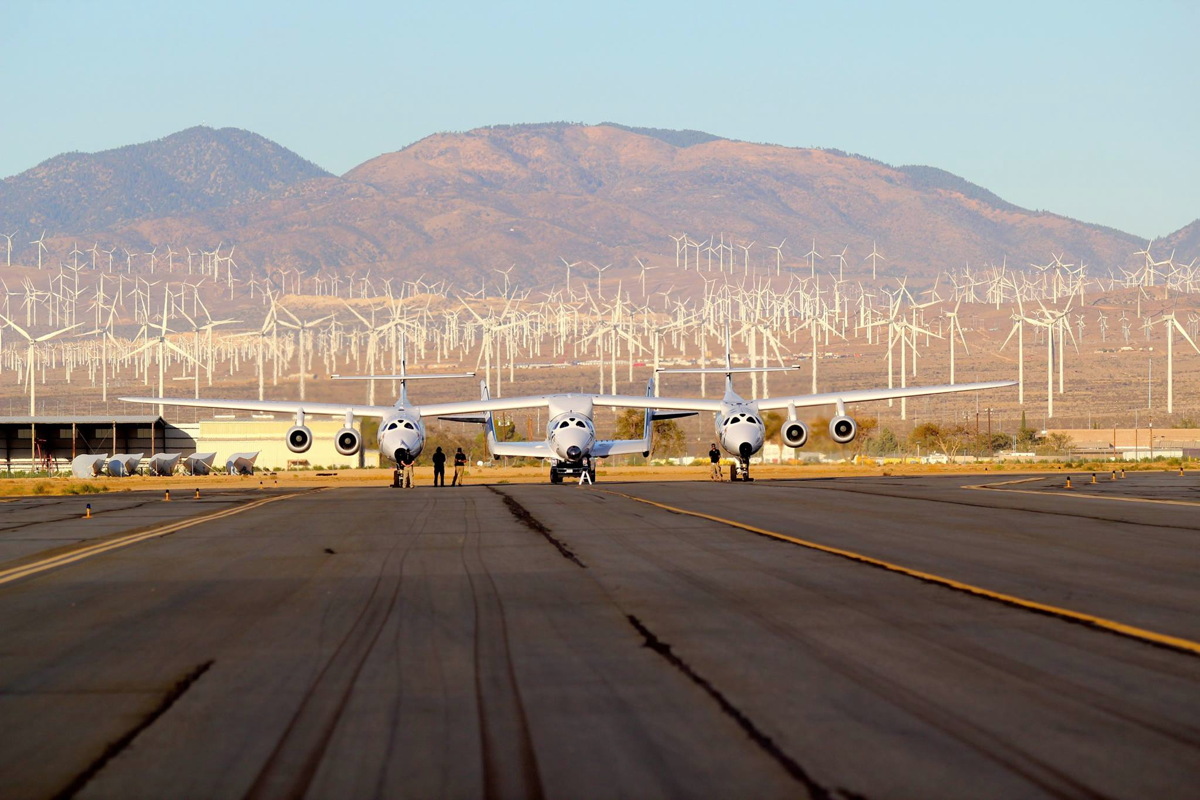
[0,491,309,587]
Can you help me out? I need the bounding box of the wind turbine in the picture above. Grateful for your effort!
[127,288,202,416]
[30,231,47,269]
[804,239,821,278]
[1160,312,1200,414]
[1,231,15,267]
[865,241,885,280]
[0,314,83,415]
[275,304,333,400]
[589,262,612,300]
[831,246,848,282]
[945,299,969,384]
[636,257,658,296]
[768,240,786,277]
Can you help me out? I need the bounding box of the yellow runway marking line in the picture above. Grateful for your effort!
[602,489,1200,657]
[0,492,306,587]
[965,479,1200,508]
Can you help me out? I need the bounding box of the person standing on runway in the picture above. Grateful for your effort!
[431,446,446,487]
[402,450,416,488]
[709,443,723,481]
[452,447,467,485]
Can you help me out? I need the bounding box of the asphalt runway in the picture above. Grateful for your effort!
[0,474,1197,799]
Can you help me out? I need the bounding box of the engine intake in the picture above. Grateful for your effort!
[829,415,857,445]
[335,427,362,457]
[286,424,313,453]
[782,419,809,449]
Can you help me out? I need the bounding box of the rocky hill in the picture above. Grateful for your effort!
[4,123,1190,289]
[0,126,330,233]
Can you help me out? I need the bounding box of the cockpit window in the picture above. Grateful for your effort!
[575,420,586,427]
[747,416,758,425]
[558,421,570,429]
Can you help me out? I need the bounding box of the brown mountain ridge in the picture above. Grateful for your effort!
[4,123,1190,290]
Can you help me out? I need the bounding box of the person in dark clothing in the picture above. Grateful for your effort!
[452,447,467,486]
[431,446,446,487]
[708,443,723,481]
[401,451,416,488]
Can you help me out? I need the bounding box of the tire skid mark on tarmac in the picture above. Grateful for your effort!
[462,510,546,800]
[604,489,1200,658]
[599,509,1105,800]
[52,660,214,800]
[244,504,424,800]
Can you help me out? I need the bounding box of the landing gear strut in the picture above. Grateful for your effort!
[730,458,753,482]
[392,469,401,488]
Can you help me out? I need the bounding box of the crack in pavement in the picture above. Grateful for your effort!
[488,487,586,568]
[627,614,856,800]
[52,660,214,800]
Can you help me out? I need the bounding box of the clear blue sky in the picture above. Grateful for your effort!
[3,0,1196,238]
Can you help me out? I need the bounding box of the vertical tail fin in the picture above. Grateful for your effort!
[641,375,656,455]
[399,330,410,407]
[724,324,735,393]
[480,379,500,453]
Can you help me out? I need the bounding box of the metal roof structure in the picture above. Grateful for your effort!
[0,416,165,426]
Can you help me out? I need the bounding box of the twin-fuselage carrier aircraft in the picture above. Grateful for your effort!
[438,376,695,483]
[121,362,1013,484]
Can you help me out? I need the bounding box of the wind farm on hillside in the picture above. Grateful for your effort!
[0,227,1196,453]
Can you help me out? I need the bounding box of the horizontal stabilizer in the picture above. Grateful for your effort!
[657,366,800,375]
[331,373,476,381]
[438,414,488,424]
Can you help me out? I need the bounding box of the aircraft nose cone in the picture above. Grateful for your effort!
[566,445,583,461]
[739,441,753,458]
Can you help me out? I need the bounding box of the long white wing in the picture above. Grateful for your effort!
[754,380,1015,411]
[487,440,555,458]
[590,380,1014,413]
[119,396,393,418]
[593,439,651,457]
[593,393,726,413]
[418,396,553,418]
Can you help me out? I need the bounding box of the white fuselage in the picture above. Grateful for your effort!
[715,396,766,461]
[377,408,426,465]
[545,396,597,463]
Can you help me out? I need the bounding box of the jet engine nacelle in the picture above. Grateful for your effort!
[335,427,362,457]
[286,424,313,453]
[829,415,857,445]
[782,419,810,449]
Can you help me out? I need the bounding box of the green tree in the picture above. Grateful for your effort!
[613,409,687,458]
[868,427,900,456]
[909,422,972,458]
[763,411,783,442]
[1015,410,1041,450]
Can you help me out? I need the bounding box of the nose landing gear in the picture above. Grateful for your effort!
[730,456,753,482]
